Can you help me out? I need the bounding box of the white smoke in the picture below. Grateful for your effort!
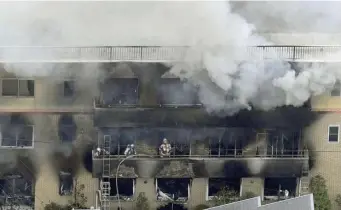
[0,1,340,115]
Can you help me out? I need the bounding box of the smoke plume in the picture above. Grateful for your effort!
[0,1,341,115]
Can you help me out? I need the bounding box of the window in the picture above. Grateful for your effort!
[157,78,201,106]
[59,171,73,196]
[109,178,135,200]
[328,125,339,142]
[0,125,34,148]
[331,82,341,96]
[207,178,241,200]
[156,178,191,202]
[0,173,33,206]
[58,115,76,143]
[100,78,139,106]
[2,79,34,97]
[63,81,75,97]
[264,178,297,199]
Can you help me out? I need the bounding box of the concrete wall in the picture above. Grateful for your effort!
[32,113,97,209]
[304,112,341,209]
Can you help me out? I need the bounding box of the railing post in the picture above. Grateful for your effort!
[140,46,143,60]
[293,46,296,60]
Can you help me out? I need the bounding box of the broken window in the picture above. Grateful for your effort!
[109,178,135,200]
[156,178,191,202]
[207,178,241,200]
[157,78,201,106]
[58,114,77,143]
[264,177,297,200]
[2,79,34,97]
[63,80,75,97]
[59,171,73,196]
[100,78,139,106]
[267,130,302,156]
[1,125,34,148]
[0,173,34,206]
[207,128,226,157]
[220,129,245,156]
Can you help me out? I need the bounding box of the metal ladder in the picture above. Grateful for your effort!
[101,135,111,210]
[299,152,310,195]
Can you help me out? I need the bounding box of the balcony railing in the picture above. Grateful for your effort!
[93,148,308,159]
[0,45,340,63]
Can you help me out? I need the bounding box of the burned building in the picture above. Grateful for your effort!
[0,45,337,210]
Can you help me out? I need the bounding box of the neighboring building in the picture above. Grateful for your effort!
[204,194,314,210]
[0,46,334,210]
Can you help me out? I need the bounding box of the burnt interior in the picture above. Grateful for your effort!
[208,178,241,196]
[63,80,75,97]
[157,203,188,210]
[97,127,304,157]
[109,178,134,199]
[118,128,136,155]
[51,149,81,176]
[156,178,190,202]
[1,114,33,147]
[264,177,297,197]
[99,78,139,106]
[266,130,301,157]
[156,78,201,106]
[0,172,34,206]
[83,146,93,173]
[58,114,77,143]
[59,171,73,196]
[157,129,191,157]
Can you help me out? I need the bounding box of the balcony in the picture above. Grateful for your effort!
[0,45,340,63]
[91,127,309,178]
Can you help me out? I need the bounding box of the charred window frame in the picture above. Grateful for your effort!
[267,130,302,157]
[63,80,75,97]
[207,129,226,157]
[206,178,241,201]
[0,125,34,148]
[157,78,202,107]
[331,81,341,96]
[109,178,135,200]
[264,177,297,199]
[1,79,35,97]
[0,176,34,202]
[59,171,73,196]
[328,125,340,143]
[155,178,191,202]
[99,78,139,107]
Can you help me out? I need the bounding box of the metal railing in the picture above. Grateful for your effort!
[93,148,308,159]
[0,45,340,62]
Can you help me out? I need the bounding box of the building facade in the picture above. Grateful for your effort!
[0,46,336,210]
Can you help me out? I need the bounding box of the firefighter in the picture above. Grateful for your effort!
[159,138,172,157]
[124,144,136,156]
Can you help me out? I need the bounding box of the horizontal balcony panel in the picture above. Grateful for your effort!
[92,155,308,178]
[0,46,340,62]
